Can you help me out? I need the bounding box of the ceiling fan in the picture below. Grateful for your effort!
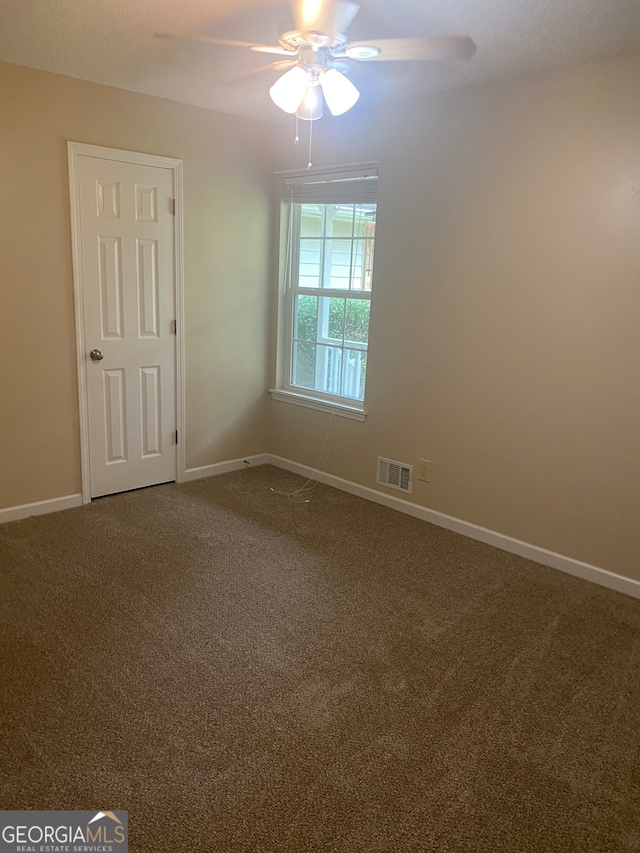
[177,0,477,121]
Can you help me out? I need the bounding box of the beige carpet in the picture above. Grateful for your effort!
[1,465,639,852]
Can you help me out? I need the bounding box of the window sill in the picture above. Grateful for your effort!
[269,389,367,421]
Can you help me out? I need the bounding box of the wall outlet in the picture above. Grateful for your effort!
[418,458,431,483]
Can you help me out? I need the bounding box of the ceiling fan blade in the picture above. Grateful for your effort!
[156,32,296,57]
[250,45,299,56]
[293,0,360,40]
[225,60,299,85]
[266,59,300,72]
[346,35,477,62]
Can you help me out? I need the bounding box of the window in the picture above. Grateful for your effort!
[273,164,379,418]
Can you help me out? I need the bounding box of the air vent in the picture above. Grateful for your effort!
[376,456,412,494]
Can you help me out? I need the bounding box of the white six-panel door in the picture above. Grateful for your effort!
[75,153,178,498]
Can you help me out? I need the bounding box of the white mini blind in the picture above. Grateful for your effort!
[281,165,379,205]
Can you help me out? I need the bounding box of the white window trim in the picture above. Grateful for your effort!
[275,161,382,182]
[269,388,367,421]
[271,162,380,419]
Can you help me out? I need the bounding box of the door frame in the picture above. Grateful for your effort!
[68,141,185,504]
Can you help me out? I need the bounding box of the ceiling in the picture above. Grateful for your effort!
[1,0,640,123]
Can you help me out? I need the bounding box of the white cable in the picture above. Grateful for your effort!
[270,406,338,502]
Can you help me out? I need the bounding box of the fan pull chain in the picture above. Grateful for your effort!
[307,113,313,169]
[294,114,299,145]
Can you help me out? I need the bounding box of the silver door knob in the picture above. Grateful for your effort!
[90,349,104,362]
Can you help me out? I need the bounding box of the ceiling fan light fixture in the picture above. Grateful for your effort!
[319,67,359,116]
[296,80,324,121]
[269,65,309,113]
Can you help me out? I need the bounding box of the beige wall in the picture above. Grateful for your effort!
[2,52,638,583]
[0,61,275,507]
[270,52,640,580]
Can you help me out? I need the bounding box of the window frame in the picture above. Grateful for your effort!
[271,163,381,420]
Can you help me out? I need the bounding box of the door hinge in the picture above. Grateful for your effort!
[171,319,177,335]
[174,430,178,444]
[171,198,176,216]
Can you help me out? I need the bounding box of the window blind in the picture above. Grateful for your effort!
[281,166,379,205]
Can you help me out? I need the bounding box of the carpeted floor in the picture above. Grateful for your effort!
[1,465,640,852]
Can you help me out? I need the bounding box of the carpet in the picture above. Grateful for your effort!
[1,465,639,851]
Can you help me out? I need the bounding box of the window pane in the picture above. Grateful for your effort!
[299,238,321,288]
[324,239,353,289]
[362,235,375,291]
[291,341,315,389]
[342,349,367,401]
[354,207,376,235]
[299,204,324,236]
[336,204,355,236]
[284,189,376,404]
[351,233,375,291]
[293,295,317,342]
[315,345,342,395]
[318,296,344,343]
[344,300,370,345]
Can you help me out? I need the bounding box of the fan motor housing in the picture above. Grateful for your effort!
[280,30,349,53]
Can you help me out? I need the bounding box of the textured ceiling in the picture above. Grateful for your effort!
[1,0,640,122]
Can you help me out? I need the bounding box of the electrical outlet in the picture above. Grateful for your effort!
[418,458,431,483]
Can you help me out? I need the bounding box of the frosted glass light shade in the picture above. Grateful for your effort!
[295,83,324,121]
[320,68,359,116]
[269,66,309,114]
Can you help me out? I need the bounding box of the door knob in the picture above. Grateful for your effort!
[90,348,104,362]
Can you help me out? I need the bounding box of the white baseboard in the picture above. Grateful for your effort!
[267,454,640,601]
[3,455,637,601]
[182,453,271,483]
[0,494,83,524]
